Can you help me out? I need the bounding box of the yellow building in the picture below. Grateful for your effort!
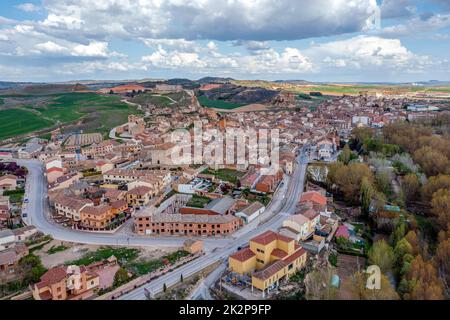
[228,230,307,296]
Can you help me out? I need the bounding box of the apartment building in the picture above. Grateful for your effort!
[126,186,153,208]
[134,213,242,236]
[79,205,114,229]
[280,209,320,241]
[81,140,115,158]
[48,172,82,192]
[127,176,169,196]
[103,169,170,185]
[32,265,99,300]
[53,194,94,222]
[228,230,307,296]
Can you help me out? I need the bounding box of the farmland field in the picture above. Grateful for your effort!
[0,109,53,140]
[197,95,244,109]
[0,92,142,141]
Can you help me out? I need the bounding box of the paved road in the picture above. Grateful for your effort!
[188,262,227,300]
[120,150,309,300]
[13,146,308,300]
[16,159,230,251]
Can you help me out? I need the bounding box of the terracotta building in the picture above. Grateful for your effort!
[32,265,99,300]
[228,230,307,296]
[134,213,242,236]
[126,186,153,208]
[255,170,283,193]
[79,205,114,229]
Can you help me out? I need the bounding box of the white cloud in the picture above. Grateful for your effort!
[142,48,207,69]
[34,41,67,54]
[381,13,450,36]
[304,36,434,74]
[73,41,109,57]
[39,0,379,41]
[140,38,198,51]
[16,3,39,13]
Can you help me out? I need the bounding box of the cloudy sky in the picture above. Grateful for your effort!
[0,0,450,82]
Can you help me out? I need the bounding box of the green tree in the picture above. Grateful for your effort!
[375,169,393,197]
[338,144,356,165]
[360,177,374,216]
[368,240,395,273]
[394,238,413,270]
[390,217,408,246]
[113,268,130,287]
[334,163,373,205]
[19,254,47,284]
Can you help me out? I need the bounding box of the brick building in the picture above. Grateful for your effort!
[134,213,242,236]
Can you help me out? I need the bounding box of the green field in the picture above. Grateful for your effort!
[186,194,212,208]
[0,92,142,141]
[0,109,53,140]
[129,93,174,107]
[197,95,244,109]
[201,168,245,184]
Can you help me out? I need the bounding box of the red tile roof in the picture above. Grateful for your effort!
[271,248,288,259]
[300,191,327,206]
[283,247,307,264]
[47,167,63,174]
[40,267,67,286]
[253,260,287,281]
[251,230,278,245]
[126,186,152,196]
[229,247,255,262]
[251,230,294,245]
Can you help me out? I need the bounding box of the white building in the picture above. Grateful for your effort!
[235,201,265,224]
[352,116,370,127]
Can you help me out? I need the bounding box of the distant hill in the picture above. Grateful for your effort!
[0,81,37,90]
[274,80,312,85]
[200,84,279,104]
[197,77,234,84]
[166,78,200,89]
[14,83,90,95]
[139,78,200,90]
